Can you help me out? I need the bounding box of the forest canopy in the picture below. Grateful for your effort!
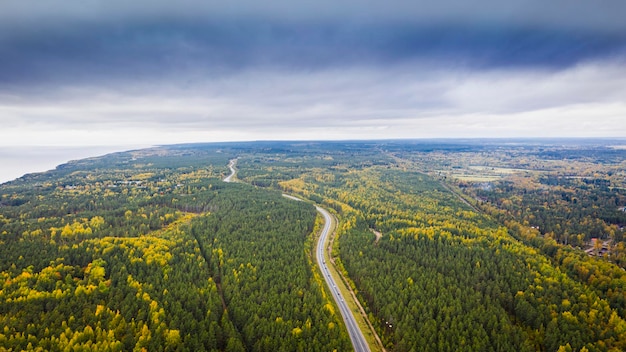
[2,139,626,351]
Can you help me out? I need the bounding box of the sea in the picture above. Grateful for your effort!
[0,146,143,184]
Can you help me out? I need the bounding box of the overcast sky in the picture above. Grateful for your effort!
[1,0,625,146]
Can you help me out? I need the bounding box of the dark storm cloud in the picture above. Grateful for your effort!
[1,19,625,87]
[2,0,626,31]
[1,0,625,144]
[2,0,625,81]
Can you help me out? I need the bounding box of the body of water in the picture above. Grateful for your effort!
[0,146,141,184]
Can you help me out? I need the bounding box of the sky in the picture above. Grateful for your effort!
[1,0,626,147]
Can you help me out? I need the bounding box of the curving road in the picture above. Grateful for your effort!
[229,159,369,351]
[282,195,370,351]
[315,206,370,352]
[223,158,237,182]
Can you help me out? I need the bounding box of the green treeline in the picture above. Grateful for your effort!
[190,186,350,351]
[470,175,626,247]
[0,148,349,351]
[461,176,626,325]
[333,169,626,351]
[3,141,626,351]
[241,152,626,351]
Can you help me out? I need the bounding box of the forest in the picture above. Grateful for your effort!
[2,139,626,351]
[0,147,349,351]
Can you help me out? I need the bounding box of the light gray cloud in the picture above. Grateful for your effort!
[0,59,624,145]
[444,59,626,113]
[1,0,625,145]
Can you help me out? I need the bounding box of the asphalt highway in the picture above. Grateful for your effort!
[315,205,370,352]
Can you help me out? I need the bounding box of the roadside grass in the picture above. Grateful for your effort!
[320,212,385,352]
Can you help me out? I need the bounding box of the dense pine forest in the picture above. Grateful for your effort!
[2,140,626,351]
[0,147,350,351]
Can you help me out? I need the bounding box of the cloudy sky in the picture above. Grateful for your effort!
[1,0,625,146]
